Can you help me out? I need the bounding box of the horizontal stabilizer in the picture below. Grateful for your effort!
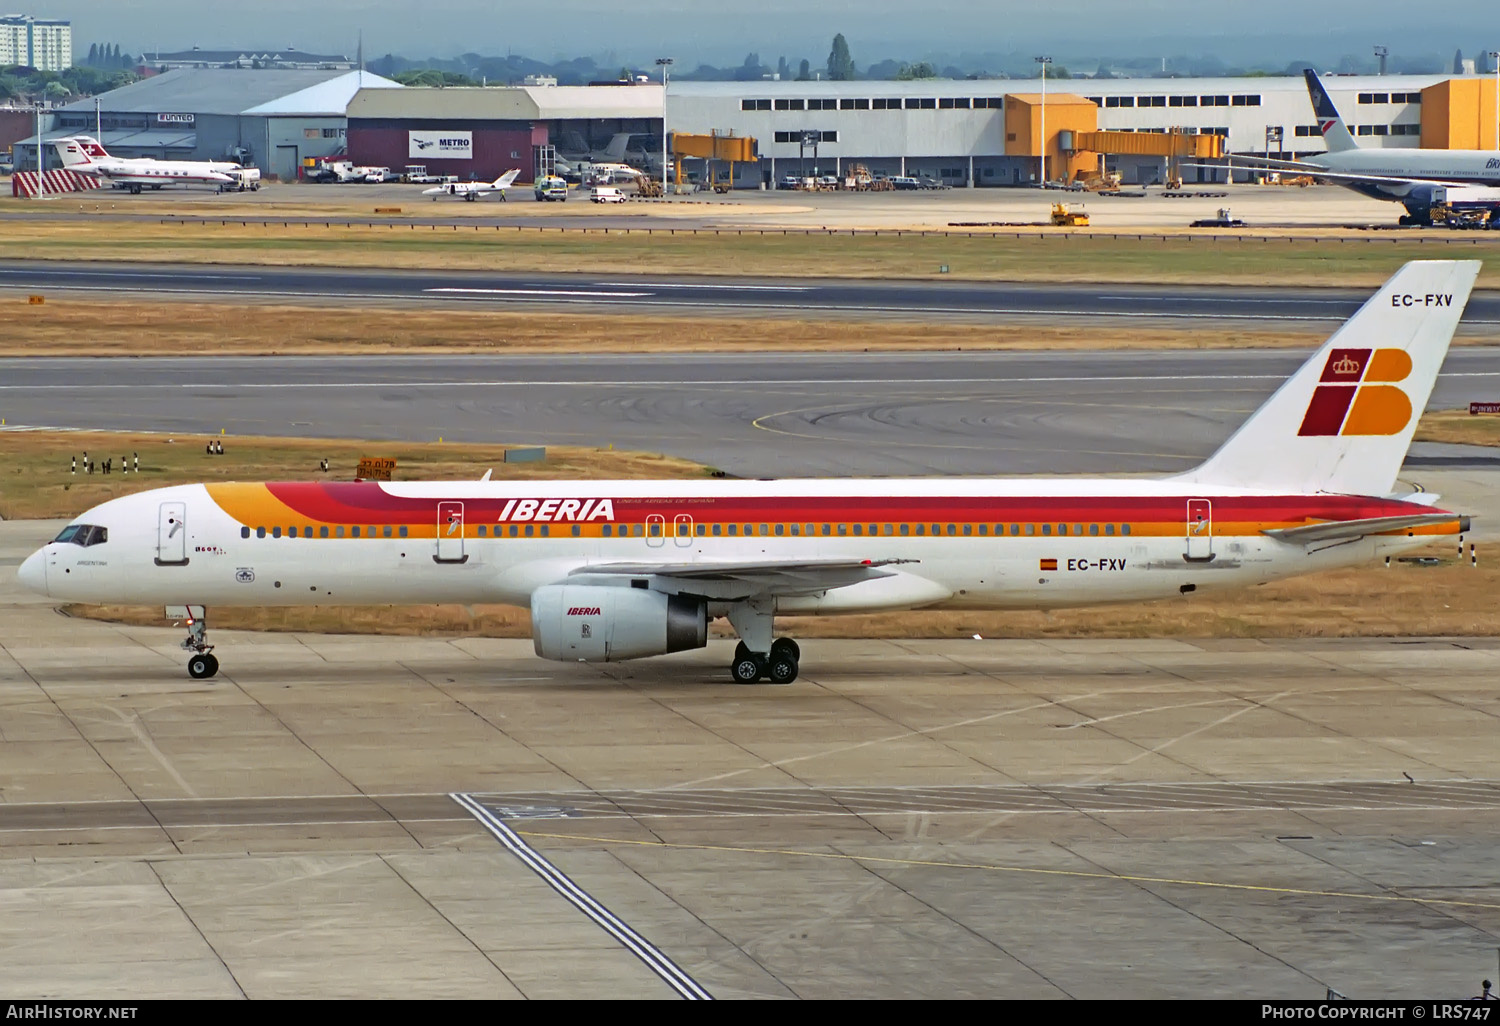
[1263,512,1467,545]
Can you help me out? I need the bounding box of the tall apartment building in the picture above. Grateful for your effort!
[0,15,73,71]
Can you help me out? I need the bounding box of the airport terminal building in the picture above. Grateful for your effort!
[668,73,1500,186]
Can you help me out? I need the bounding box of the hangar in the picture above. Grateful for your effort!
[346,84,663,182]
[17,67,400,177]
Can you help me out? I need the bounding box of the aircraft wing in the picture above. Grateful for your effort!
[1184,160,1478,190]
[569,557,917,599]
[1263,513,1468,545]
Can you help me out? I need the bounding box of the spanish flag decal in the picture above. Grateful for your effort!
[1040,558,1058,571]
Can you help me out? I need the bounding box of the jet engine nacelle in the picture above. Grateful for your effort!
[531,584,707,662]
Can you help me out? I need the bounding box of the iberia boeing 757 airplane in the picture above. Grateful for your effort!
[15,261,1480,684]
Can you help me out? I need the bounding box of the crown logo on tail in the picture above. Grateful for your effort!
[1331,355,1361,376]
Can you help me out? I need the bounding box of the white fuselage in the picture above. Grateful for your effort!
[76,157,236,188]
[19,477,1453,616]
[1312,148,1500,185]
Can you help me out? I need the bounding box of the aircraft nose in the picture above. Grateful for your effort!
[16,548,47,596]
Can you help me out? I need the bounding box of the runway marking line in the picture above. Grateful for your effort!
[453,792,712,1000]
[518,829,1500,913]
[423,287,653,298]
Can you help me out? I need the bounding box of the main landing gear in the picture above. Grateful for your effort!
[725,599,800,684]
[731,639,801,684]
[180,611,219,680]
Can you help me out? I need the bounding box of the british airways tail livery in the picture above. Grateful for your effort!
[17,262,1480,685]
[1303,68,1360,154]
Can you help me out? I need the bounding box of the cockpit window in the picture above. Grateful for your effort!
[53,524,107,546]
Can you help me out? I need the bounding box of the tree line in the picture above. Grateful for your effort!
[0,64,138,103]
[83,44,136,70]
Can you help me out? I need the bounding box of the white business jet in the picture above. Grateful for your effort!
[423,169,521,201]
[53,136,245,194]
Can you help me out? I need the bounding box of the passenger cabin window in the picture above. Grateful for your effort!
[241,526,250,539]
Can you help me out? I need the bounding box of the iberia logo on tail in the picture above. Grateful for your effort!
[1298,347,1413,436]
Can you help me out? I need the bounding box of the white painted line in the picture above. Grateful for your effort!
[593,281,814,291]
[451,792,712,1000]
[1097,295,1342,306]
[424,287,653,298]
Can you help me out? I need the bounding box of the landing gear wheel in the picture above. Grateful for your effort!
[187,654,218,679]
[731,654,764,684]
[767,652,799,684]
[734,641,751,664]
[771,638,800,662]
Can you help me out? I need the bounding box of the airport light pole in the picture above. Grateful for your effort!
[1035,56,1051,186]
[1491,52,1499,152]
[656,57,673,195]
[32,100,47,201]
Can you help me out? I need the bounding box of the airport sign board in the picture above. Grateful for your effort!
[409,130,472,159]
[157,113,194,124]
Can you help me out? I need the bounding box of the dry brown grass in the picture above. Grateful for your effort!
[66,547,1497,640]
[1414,410,1500,448]
[0,295,1345,357]
[3,215,1499,286]
[0,430,707,521]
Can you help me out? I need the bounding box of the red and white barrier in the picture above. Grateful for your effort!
[10,170,106,198]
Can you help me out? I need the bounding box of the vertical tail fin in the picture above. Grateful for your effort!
[602,133,631,162]
[1180,260,1480,496]
[494,168,521,188]
[52,137,93,168]
[1303,69,1359,153]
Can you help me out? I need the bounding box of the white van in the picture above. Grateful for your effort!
[590,185,626,204]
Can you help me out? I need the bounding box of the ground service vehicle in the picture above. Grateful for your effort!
[219,167,261,192]
[534,175,568,201]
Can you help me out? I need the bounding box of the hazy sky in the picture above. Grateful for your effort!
[28,1,1500,65]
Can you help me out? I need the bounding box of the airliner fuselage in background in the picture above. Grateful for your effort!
[1257,71,1500,223]
[17,262,1481,685]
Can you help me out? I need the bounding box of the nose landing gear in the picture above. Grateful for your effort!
[178,610,219,679]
